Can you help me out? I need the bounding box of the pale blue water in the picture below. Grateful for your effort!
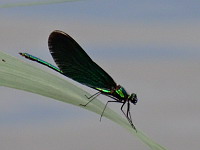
[0,1,200,149]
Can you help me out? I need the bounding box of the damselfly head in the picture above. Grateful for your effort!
[129,93,138,105]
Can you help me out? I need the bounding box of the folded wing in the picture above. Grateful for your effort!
[48,30,117,90]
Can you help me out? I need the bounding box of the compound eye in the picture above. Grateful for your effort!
[129,93,137,104]
[131,93,138,104]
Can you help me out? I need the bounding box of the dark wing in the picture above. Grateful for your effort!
[48,30,117,90]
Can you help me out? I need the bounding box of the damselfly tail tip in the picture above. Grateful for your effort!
[19,52,28,58]
[19,52,24,56]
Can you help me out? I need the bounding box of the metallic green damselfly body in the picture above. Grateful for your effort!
[20,30,138,130]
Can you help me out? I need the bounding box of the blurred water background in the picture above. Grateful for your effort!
[0,1,200,149]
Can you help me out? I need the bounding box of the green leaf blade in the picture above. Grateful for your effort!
[0,51,167,150]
